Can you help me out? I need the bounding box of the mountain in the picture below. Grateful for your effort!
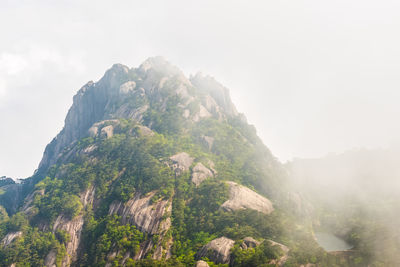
[0,57,369,266]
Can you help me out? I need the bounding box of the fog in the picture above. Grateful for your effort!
[287,148,400,264]
[1,0,400,182]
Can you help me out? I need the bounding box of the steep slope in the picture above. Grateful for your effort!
[0,57,347,266]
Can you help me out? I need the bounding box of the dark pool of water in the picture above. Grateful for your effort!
[315,232,353,252]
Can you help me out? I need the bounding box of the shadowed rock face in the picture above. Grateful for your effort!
[197,237,235,264]
[221,181,274,214]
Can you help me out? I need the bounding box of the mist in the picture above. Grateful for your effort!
[1,0,400,178]
[287,148,400,264]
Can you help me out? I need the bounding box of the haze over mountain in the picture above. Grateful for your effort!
[3,57,394,266]
[2,0,400,179]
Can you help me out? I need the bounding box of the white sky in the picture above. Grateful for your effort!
[1,0,400,178]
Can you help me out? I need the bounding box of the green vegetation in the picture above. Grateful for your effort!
[0,96,362,267]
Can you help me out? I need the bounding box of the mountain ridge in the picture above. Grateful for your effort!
[0,57,355,267]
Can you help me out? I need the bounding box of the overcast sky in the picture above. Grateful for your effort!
[1,0,400,178]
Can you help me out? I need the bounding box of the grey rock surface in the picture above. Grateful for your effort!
[1,232,22,247]
[195,260,210,267]
[108,191,172,260]
[221,181,274,214]
[100,125,114,138]
[45,186,95,267]
[191,162,214,186]
[38,58,242,174]
[197,236,235,264]
[170,152,194,175]
[119,81,136,94]
[108,191,171,235]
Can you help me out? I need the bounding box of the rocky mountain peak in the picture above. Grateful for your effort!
[38,57,241,173]
[190,72,238,116]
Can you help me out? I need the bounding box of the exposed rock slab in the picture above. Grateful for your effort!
[170,152,194,175]
[53,215,84,266]
[100,125,114,138]
[108,191,170,235]
[46,186,95,267]
[191,162,214,186]
[195,260,210,267]
[197,236,235,264]
[1,232,22,247]
[221,181,274,214]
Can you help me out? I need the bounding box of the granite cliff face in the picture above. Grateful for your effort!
[0,57,298,267]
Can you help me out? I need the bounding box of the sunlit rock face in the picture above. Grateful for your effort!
[38,57,241,174]
[197,237,235,264]
[191,162,214,186]
[221,181,274,214]
[108,191,171,235]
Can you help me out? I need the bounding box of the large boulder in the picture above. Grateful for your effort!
[191,163,214,186]
[170,152,194,175]
[197,237,235,264]
[221,181,274,214]
[195,260,210,267]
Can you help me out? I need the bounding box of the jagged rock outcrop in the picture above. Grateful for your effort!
[38,57,242,174]
[197,237,235,264]
[190,72,238,117]
[1,232,22,247]
[39,63,130,171]
[191,162,214,186]
[88,120,119,138]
